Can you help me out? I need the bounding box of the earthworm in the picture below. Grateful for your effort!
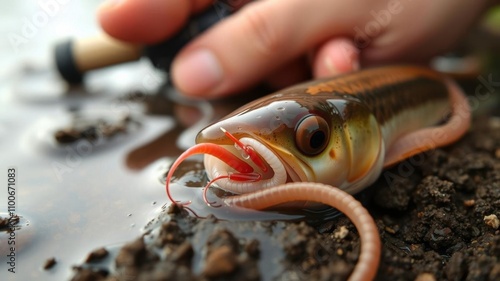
[224,182,380,281]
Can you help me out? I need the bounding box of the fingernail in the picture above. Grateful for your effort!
[324,56,339,75]
[174,49,223,95]
[99,0,125,10]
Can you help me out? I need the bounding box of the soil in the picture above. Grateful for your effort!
[0,215,19,232]
[53,112,138,145]
[69,114,500,281]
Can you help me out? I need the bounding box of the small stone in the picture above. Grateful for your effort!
[202,245,238,278]
[43,257,57,270]
[484,214,500,230]
[463,199,475,207]
[333,226,349,239]
[385,226,397,234]
[415,272,436,281]
[85,248,109,263]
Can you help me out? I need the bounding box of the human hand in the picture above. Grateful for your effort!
[98,0,491,98]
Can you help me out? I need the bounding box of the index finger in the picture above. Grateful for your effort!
[97,0,213,44]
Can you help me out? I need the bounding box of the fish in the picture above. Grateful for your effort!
[194,65,470,197]
[164,65,471,281]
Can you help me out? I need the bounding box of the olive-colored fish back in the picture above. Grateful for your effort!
[305,66,449,124]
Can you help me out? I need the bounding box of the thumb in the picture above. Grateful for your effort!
[171,1,357,98]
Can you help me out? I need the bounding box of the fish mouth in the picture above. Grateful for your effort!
[203,137,290,194]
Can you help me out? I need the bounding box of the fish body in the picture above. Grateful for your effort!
[196,65,460,195]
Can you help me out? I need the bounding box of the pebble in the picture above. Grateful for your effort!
[385,226,397,234]
[333,226,349,239]
[484,214,500,230]
[414,272,436,281]
[85,248,109,263]
[463,199,475,207]
[202,245,238,278]
[43,257,56,270]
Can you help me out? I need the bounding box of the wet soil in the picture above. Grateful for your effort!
[69,115,500,281]
[53,113,138,145]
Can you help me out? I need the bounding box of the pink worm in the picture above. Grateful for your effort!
[224,182,380,281]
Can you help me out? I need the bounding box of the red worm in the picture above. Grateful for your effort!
[165,143,254,204]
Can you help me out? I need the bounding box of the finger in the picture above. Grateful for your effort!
[98,0,213,44]
[264,57,311,90]
[312,38,360,78]
[190,0,216,13]
[172,0,357,97]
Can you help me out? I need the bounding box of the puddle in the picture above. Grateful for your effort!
[0,59,212,280]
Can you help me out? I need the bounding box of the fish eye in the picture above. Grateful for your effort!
[295,115,330,156]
